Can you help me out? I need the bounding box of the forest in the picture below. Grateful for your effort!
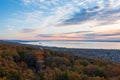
[0,41,120,80]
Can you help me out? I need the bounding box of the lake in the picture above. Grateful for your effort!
[20,40,120,49]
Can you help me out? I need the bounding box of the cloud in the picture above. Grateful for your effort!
[36,30,92,40]
[11,0,120,28]
[22,0,58,5]
[84,30,120,40]
[22,0,32,5]
[21,28,38,33]
[37,34,54,38]
[7,26,15,31]
[12,0,93,28]
[62,0,120,26]
[36,33,84,40]
[63,31,93,34]
[4,0,120,40]
[36,29,120,40]
[85,33,120,37]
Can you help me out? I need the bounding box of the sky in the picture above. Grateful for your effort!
[0,0,120,40]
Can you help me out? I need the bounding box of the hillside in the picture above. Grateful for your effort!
[0,41,120,80]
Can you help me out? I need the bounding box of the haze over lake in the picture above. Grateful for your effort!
[20,41,120,49]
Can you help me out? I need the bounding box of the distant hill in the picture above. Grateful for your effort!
[2,40,120,43]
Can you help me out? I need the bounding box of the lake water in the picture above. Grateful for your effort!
[20,41,120,49]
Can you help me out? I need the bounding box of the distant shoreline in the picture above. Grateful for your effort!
[2,40,120,42]
[1,40,120,50]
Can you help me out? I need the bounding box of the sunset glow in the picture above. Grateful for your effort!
[0,0,120,40]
